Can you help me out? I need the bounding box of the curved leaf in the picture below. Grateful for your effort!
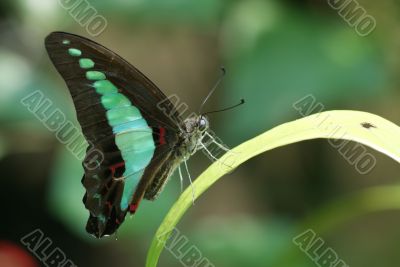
[146,110,400,267]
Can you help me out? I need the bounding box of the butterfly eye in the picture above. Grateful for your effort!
[198,117,208,130]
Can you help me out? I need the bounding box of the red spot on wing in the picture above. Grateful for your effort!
[159,127,166,145]
[109,161,125,178]
[129,201,141,214]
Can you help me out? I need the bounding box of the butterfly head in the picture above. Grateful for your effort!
[180,115,209,154]
[183,115,209,134]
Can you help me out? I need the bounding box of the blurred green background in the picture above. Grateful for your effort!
[1,0,400,266]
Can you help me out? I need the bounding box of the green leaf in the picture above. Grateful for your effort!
[146,110,400,267]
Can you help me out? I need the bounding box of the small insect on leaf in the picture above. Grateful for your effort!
[361,122,377,129]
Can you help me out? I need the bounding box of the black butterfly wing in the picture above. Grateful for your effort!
[45,32,182,237]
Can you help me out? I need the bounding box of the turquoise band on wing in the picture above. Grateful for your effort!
[86,71,106,80]
[79,58,95,69]
[93,80,118,94]
[68,48,82,56]
[66,46,156,211]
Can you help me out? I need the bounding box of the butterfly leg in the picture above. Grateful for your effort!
[184,157,196,204]
[200,141,236,171]
[178,164,184,193]
[200,143,219,161]
[205,132,230,151]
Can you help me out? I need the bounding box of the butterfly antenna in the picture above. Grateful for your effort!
[198,67,226,114]
[202,99,245,116]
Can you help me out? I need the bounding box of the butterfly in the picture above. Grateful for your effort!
[45,32,214,238]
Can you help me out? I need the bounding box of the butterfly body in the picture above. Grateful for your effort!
[45,32,209,238]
